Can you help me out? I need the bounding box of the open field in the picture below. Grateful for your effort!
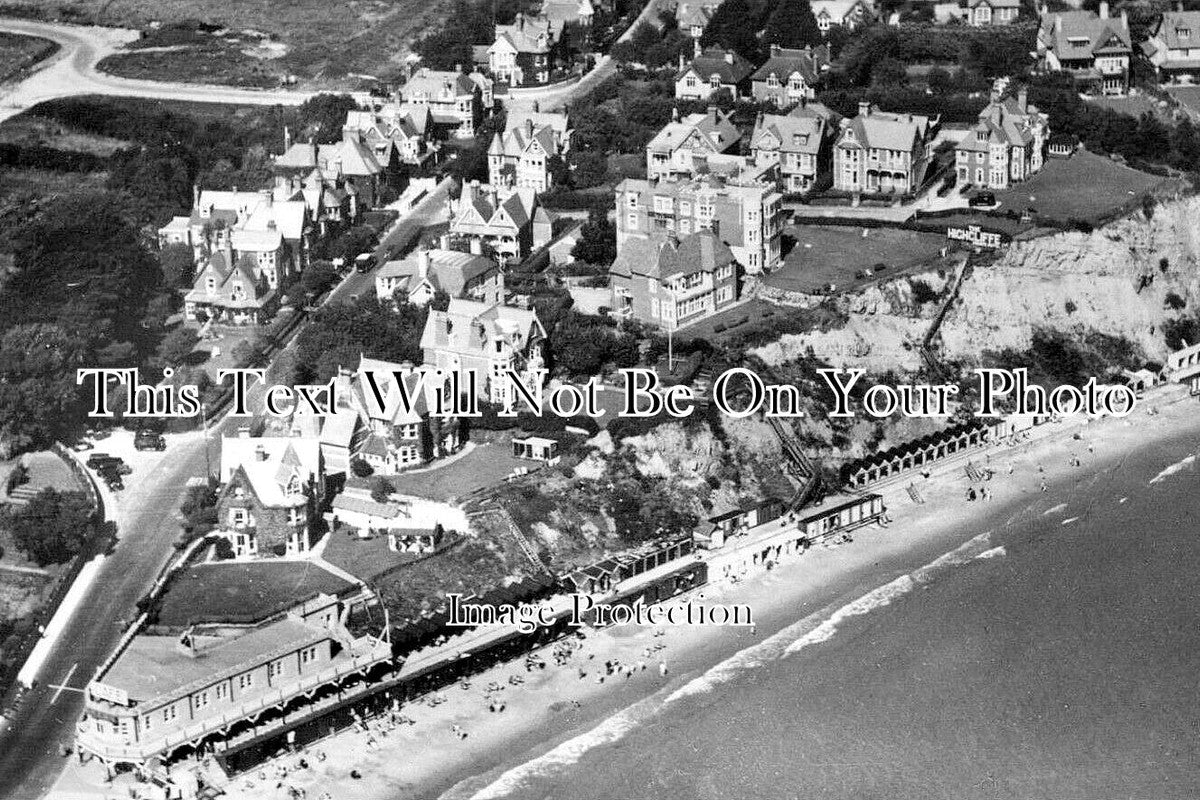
[0,31,56,81]
[992,149,1164,222]
[765,224,946,294]
[153,561,355,627]
[5,0,455,86]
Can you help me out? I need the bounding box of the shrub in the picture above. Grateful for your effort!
[909,279,940,305]
[350,457,374,477]
[1166,292,1187,311]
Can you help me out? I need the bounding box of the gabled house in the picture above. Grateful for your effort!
[965,0,1020,26]
[675,47,754,101]
[645,107,742,181]
[676,2,715,39]
[183,241,278,325]
[274,127,392,213]
[1037,2,1131,95]
[328,356,463,473]
[490,13,562,86]
[488,115,570,193]
[751,102,838,193]
[420,299,546,407]
[542,0,595,48]
[750,44,830,107]
[161,187,311,284]
[955,84,1048,189]
[343,104,433,166]
[216,434,324,558]
[811,0,870,33]
[376,247,504,307]
[1144,9,1200,83]
[400,68,493,137]
[450,183,551,262]
[609,229,739,329]
[832,102,939,195]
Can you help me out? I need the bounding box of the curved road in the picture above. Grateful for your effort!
[0,18,316,123]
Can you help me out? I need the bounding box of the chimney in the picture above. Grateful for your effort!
[418,250,431,278]
[525,118,535,138]
[440,233,451,249]
[1121,8,1128,27]
[224,236,234,269]
[1099,0,1108,18]
[284,125,292,151]
[671,106,680,123]
[343,124,356,144]
[679,52,686,70]
[469,237,483,255]
[858,100,871,117]
[193,184,200,208]
[694,38,701,57]
[238,425,252,438]
[255,445,268,462]
[1018,86,1028,112]
[724,51,734,65]
[770,44,780,57]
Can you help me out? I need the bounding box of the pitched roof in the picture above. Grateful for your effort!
[492,14,559,54]
[454,184,539,233]
[420,298,545,359]
[377,248,497,298]
[647,109,741,155]
[1039,9,1131,57]
[610,229,735,281]
[1151,10,1200,50]
[352,356,447,426]
[750,45,830,85]
[219,436,321,507]
[811,0,865,22]
[676,2,713,28]
[490,120,564,158]
[751,111,829,156]
[403,69,478,100]
[504,109,570,137]
[184,248,275,309]
[838,105,935,152]
[968,0,1019,8]
[956,91,1045,152]
[678,47,755,84]
[542,0,594,25]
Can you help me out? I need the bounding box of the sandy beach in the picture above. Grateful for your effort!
[210,384,1200,800]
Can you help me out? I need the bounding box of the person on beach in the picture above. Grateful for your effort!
[659,662,669,676]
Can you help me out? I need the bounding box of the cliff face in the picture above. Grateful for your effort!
[942,197,1200,362]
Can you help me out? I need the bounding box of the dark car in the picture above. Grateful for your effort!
[354,253,375,273]
[969,192,996,208]
[134,430,166,451]
[100,471,124,491]
[86,453,114,470]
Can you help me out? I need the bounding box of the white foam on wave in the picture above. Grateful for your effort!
[1150,455,1195,485]
[975,546,1006,560]
[1061,517,1079,526]
[1043,503,1068,516]
[463,530,995,800]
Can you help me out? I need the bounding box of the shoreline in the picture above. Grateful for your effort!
[162,387,1200,800]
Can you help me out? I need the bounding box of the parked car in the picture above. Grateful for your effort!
[100,471,124,491]
[85,453,114,470]
[969,192,996,208]
[86,428,112,441]
[134,430,166,451]
[354,253,375,273]
[72,440,95,452]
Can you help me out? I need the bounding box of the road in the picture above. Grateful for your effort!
[0,18,316,124]
[0,178,453,799]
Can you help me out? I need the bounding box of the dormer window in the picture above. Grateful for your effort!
[767,73,779,87]
[710,74,720,88]
[286,473,301,495]
[206,277,216,294]
[977,130,987,142]
[1178,27,1191,39]
[792,133,807,147]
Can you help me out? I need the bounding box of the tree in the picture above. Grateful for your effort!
[300,260,338,296]
[872,57,908,87]
[762,0,822,50]
[350,457,374,477]
[298,94,360,144]
[370,477,396,502]
[157,326,199,367]
[159,242,196,289]
[7,488,95,566]
[0,324,89,452]
[568,150,609,189]
[571,208,617,266]
[700,0,759,58]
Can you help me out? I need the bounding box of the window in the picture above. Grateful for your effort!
[143,715,152,731]
[162,706,177,723]
[216,683,228,700]
[239,673,254,690]
[231,508,249,528]
[288,507,304,526]
[710,75,720,88]
[766,73,779,87]
[626,193,639,209]
[206,276,216,294]
[194,691,209,709]
[626,212,638,229]
[685,75,697,88]
[268,661,283,680]
[653,195,672,213]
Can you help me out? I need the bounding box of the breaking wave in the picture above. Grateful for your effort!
[1149,455,1195,485]
[461,531,999,800]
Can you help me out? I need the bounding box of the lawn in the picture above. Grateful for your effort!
[991,149,1164,223]
[765,225,947,294]
[1166,85,1200,118]
[321,527,458,584]
[389,442,529,503]
[24,0,457,87]
[1086,93,1173,122]
[153,561,356,627]
[0,33,57,82]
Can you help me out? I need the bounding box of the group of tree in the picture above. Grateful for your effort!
[292,295,430,384]
[412,0,536,70]
[2,488,96,566]
[548,311,640,376]
[570,207,617,266]
[700,0,822,62]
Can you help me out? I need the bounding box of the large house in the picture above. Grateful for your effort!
[675,47,755,101]
[750,44,829,107]
[343,105,433,166]
[420,298,546,407]
[400,68,494,137]
[955,84,1048,189]
[832,102,939,195]
[811,0,871,32]
[184,241,278,325]
[488,113,570,192]
[964,0,1020,26]
[609,229,739,329]
[1143,9,1200,84]
[1037,2,1131,95]
[159,188,311,285]
[751,102,838,193]
[450,183,552,262]
[326,356,463,474]
[645,108,742,182]
[489,13,562,86]
[376,247,504,307]
[216,434,324,559]
[273,127,392,213]
[615,175,784,274]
